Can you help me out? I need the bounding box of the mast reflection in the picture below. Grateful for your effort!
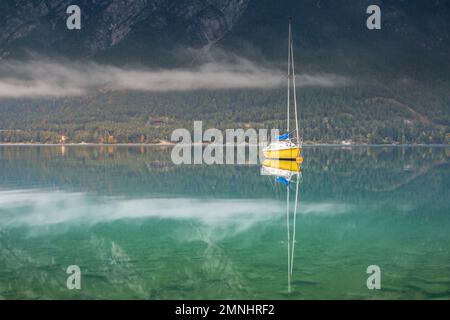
[261,159,302,293]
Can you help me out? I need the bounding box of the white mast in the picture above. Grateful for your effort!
[286,184,291,293]
[286,21,291,134]
[290,175,300,276]
[291,42,300,143]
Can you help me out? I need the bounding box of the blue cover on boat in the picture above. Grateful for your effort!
[276,177,289,186]
[276,133,290,141]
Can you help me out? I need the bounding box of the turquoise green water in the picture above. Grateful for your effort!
[0,146,449,299]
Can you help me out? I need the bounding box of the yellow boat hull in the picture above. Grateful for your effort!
[263,147,301,160]
[262,159,302,172]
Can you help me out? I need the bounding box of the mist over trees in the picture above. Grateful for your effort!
[0,79,448,145]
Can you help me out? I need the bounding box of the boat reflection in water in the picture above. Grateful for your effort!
[261,158,303,294]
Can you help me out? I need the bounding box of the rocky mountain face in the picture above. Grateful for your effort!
[2,0,449,75]
[0,0,249,63]
[219,0,450,76]
[0,1,448,144]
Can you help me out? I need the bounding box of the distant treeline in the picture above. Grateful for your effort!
[0,81,448,144]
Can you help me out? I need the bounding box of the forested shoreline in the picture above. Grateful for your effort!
[0,81,448,145]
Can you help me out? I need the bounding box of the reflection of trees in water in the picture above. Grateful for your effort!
[302,147,449,201]
[0,228,69,299]
[0,146,448,201]
[84,235,147,298]
[170,225,249,299]
[0,229,148,299]
[358,161,447,193]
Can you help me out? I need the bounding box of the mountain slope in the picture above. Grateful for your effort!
[0,0,249,65]
[1,0,449,73]
[0,0,448,144]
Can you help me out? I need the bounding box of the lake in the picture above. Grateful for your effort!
[0,145,449,299]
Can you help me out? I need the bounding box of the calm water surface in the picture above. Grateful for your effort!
[0,145,449,299]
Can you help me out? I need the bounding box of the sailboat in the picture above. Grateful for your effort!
[263,21,302,160]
